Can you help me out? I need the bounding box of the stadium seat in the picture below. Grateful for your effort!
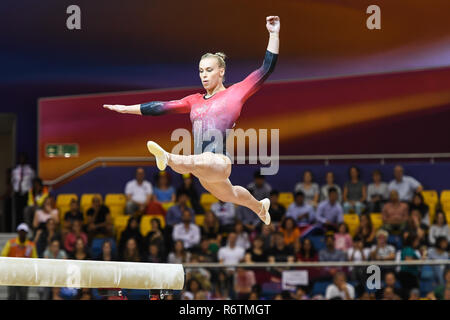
[80,193,103,221]
[307,235,326,251]
[56,193,78,223]
[422,190,438,222]
[370,213,383,231]
[113,215,131,241]
[104,193,127,219]
[161,201,175,212]
[261,282,281,298]
[140,215,165,237]
[343,214,360,237]
[439,190,450,203]
[311,281,331,296]
[195,214,205,226]
[278,192,294,209]
[200,193,218,212]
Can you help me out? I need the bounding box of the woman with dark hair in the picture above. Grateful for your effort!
[213,270,233,299]
[366,169,389,213]
[296,238,319,279]
[404,209,429,246]
[168,240,191,264]
[35,218,62,258]
[118,216,144,257]
[177,173,204,214]
[280,217,301,247]
[398,233,420,295]
[244,236,268,263]
[201,210,222,246]
[343,166,366,215]
[429,211,450,245]
[69,237,90,260]
[121,237,141,262]
[99,239,118,261]
[145,241,165,263]
[355,213,375,248]
[153,171,176,205]
[410,192,430,226]
[294,170,320,207]
[144,217,165,253]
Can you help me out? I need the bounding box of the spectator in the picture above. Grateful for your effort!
[43,238,67,259]
[245,236,268,263]
[153,171,176,204]
[195,238,217,263]
[388,165,423,202]
[11,153,36,228]
[69,237,90,260]
[370,229,396,261]
[334,222,353,252]
[213,270,232,299]
[165,190,195,227]
[234,220,251,250]
[429,211,450,245]
[145,241,165,263]
[99,240,117,261]
[325,271,355,300]
[268,190,286,224]
[410,192,430,226]
[168,240,191,263]
[119,217,144,258]
[319,232,346,262]
[177,173,204,214]
[1,223,37,300]
[218,232,245,265]
[259,224,275,251]
[296,238,320,280]
[294,170,320,207]
[347,236,370,283]
[234,267,256,299]
[32,196,59,231]
[403,209,428,246]
[35,218,62,258]
[398,234,420,295]
[268,232,295,262]
[1,168,13,232]
[201,210,222,246]
[235,205,261,233]
[434,269,450,300]
[343,166,366,215]
[210,200,236,233]
[144,217,165,246]
[376,271,403,300]
[293,286,310,300]
[381,190,409,235]
[185,278,206,300]
[427,236,449,286]
[64,220,88,255]
[280,217,301,247]
[320,171,342,202]
[172,209,201,250]
[382,286,402,300]
[366,169,389,213]
[247,171,272,201]
[24,177,49,228]
[315,187,344,232]
[86,195,113,239]
[124,167,153,215]
[121,237,141,262]
[62,198,83,234]
[355,213,376,248]
[285,191,315,225]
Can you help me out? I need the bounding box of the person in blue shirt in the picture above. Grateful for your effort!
[315,187,344,233]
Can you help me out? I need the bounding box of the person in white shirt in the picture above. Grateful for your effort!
[218,232,245,266]
[428,211,450,245]
[172,209,201,250]
[388,165,423,202]
[325,271,355,300]
[210,200,236,232]
[124,167,153,215]
[11,153,35,228]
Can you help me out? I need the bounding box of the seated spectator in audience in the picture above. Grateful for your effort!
[381,286,402,300]
[410,192,430,226]
[334,222,353,252]
[210,200,236,233]
[434,269,450,300]
[347,236,370,283]
[249,291,260,300]
[195,238,217,263]
[201,210,222,246]
[165,190,195,227]
[320,171,342,202]
[259,224,275,251]
[381,190,409,235]
[153,171,176,204]
[86,195,113,239]
[145,241,165,263]
[177,173,204,214]
[315,187,344,233]
[296,238,320,279]
[69,237,90,260]
[35,218,62,258]
[212,270,233,300]
[24,177,49,228]
[292,286,310,300]
[367,169,389,213]
[32,196,59,231]
[172,209,201,250]
[235,205,261,233]
[245,236,268,263]
[234,220,250,250]
[119,217,144,258]
[121,237,141,262]
[268,232,295,262]
[43,238,67,259]
[218,232,245,266]
[429,211,450,245]
[168,240,192,264]
[388,165,423,202]
[325,271,355,300]
[319,232,346,262]
[285,191,315,225]
[355,213,376,248]
[99,240,118,261]
[144,217,165,252]
[343,166,366,215]
[398,234,420,295]
[234,267,256,299]
[64,220,88,255]
[427,236,449,286]
[375,271,403,300]
[247,171,272,201]
[63,198,84,234]
[280,217,301,247]
[268,190,286,224]
[404,209,429,246]
[370,229,396,261]
[295,170,320,207]
[125,167,153,215]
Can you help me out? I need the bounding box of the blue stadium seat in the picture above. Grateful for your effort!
[307,235,326,251]
[261,282,281,298]
[311,281,331,296]
[419,280,434,297]
[121,289,149,300]
[387,235,402,249]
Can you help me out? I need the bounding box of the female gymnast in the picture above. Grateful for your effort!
[104,16,280,225]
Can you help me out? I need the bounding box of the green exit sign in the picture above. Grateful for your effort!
[45,144,79,158]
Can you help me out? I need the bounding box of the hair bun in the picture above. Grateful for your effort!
[214,52,227,60]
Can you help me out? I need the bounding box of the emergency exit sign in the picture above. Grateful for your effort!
[45,144,79,158]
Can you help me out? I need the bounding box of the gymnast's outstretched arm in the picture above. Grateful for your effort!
[103,95,192,115]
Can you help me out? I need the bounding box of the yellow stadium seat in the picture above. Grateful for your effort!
[161,201,175,212]
[278,192,294,209]
[195,214,205,226]
[56,193,78,223]
[343,214,360,237]
[370,213,383,231]
[113,215,131,241]
[105,193,127,219]
[140,215,165,237]
[421,190,438,221]
[441,202,450,215]
[200,193,218,212]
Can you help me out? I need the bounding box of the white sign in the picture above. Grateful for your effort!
[281,270,309,291]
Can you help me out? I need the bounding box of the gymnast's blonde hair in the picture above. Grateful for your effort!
[200,52,227,81]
